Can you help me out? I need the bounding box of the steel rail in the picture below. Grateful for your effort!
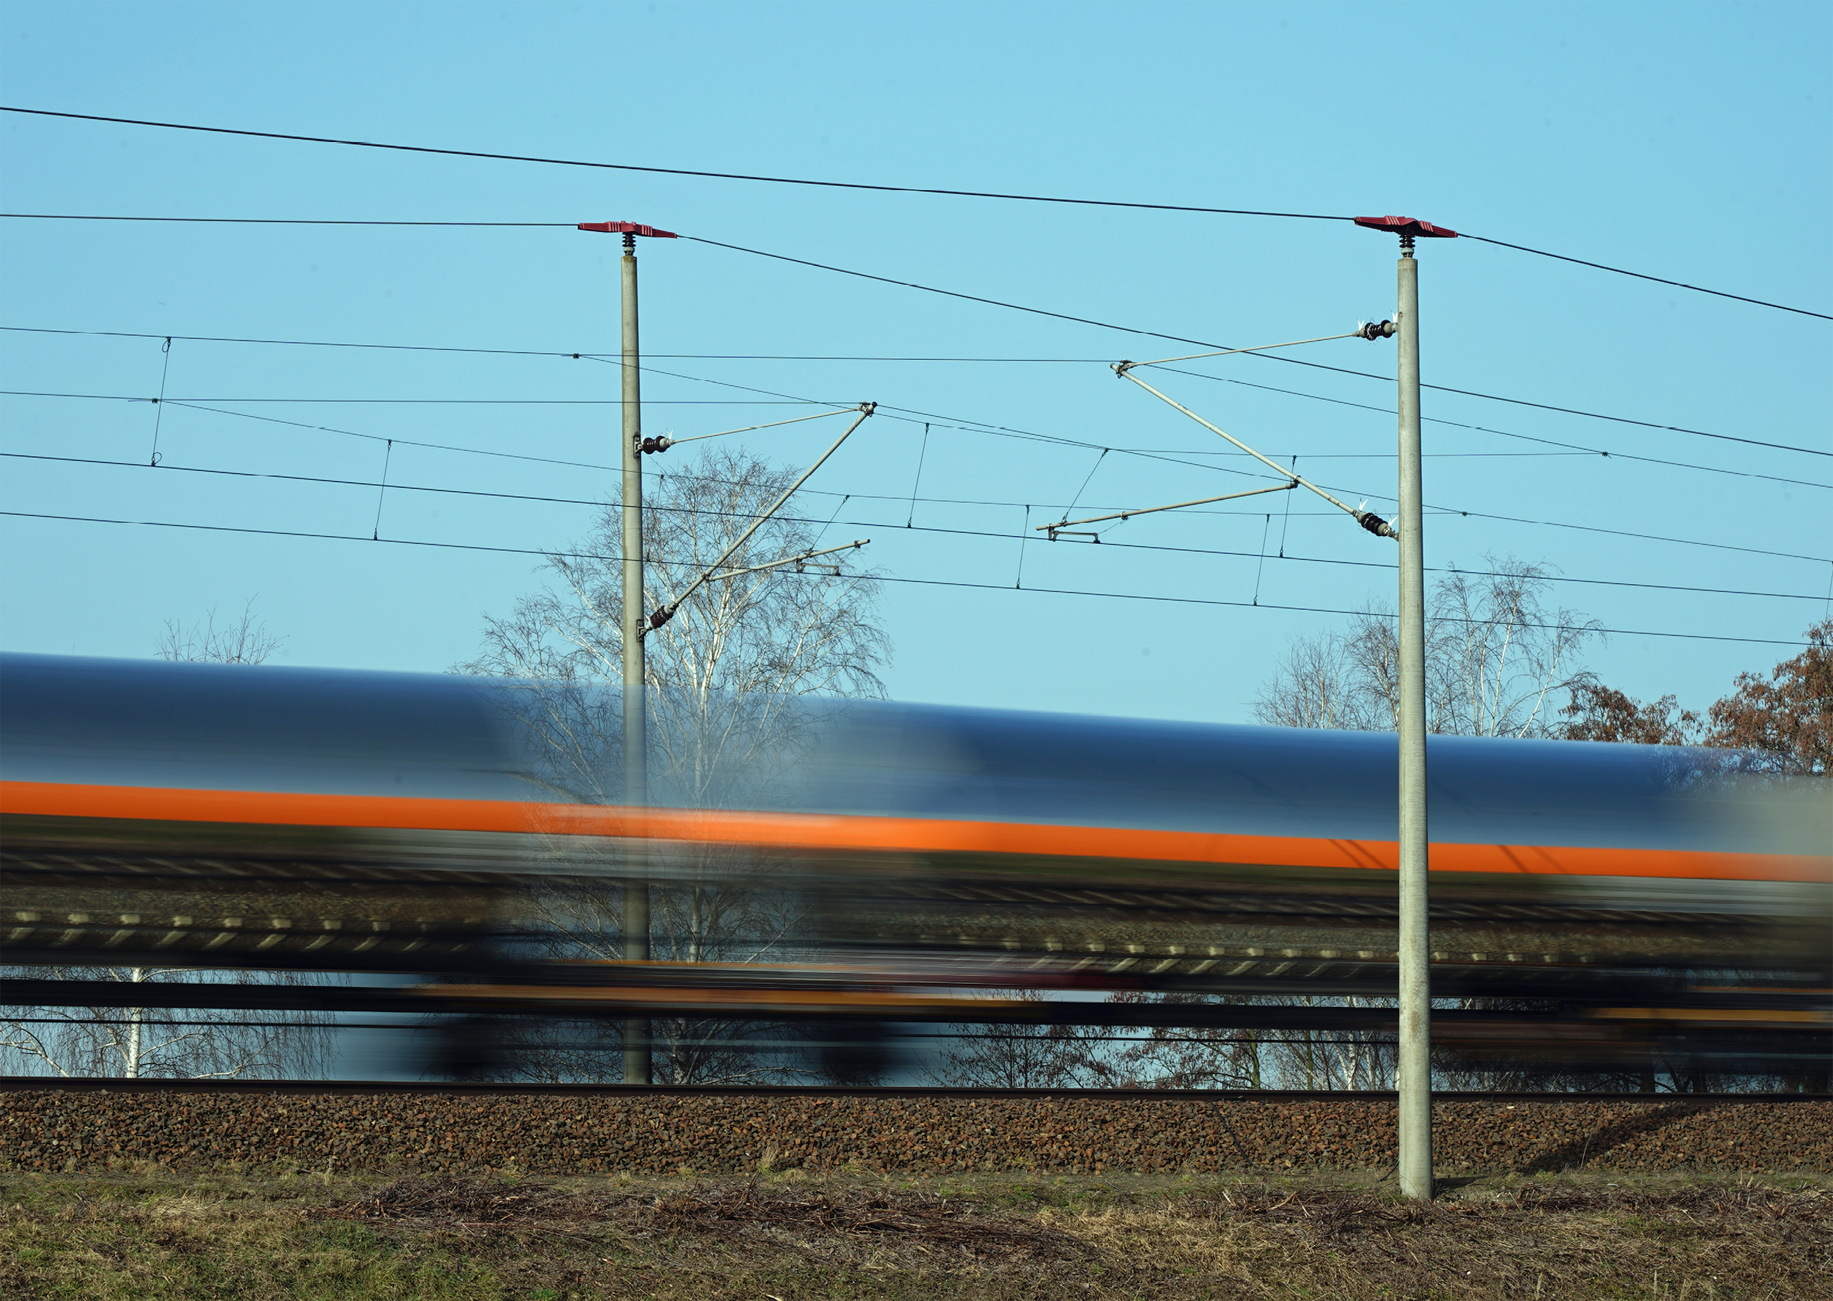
[3,1077,1828,1102]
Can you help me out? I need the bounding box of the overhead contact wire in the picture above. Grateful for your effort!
[4,452,1826,596]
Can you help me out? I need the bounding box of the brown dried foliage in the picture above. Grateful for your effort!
[1560,682,1702,745]
[1564,617,1832,773]
[1704,617,1833,773]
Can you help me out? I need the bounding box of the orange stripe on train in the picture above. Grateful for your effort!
[2,780,1826,883]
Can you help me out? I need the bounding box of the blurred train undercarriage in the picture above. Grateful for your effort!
[3,652,1828,1086]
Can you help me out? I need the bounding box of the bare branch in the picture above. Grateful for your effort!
[455,445,892,1083]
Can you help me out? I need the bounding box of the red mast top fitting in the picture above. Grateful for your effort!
[1354,215,1458,239]
[577,221,679,238]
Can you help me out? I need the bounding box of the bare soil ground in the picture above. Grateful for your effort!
[2,1166,1828,1300]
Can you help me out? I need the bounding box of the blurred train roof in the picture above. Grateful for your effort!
[0,652,530,802]
[2,653,1825,859]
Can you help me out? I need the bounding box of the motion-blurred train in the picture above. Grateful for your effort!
[3,652,1828,1082]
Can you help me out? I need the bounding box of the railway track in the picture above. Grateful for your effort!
[4,1077,1827,1101]
[7,1078,1829,1179]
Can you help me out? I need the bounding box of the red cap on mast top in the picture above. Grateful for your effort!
[577,221,679,238]
[1354,215,1458,239]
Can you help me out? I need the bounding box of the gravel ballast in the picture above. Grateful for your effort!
[4,1089,1829,1177]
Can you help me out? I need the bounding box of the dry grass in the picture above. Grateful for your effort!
[1,1166,1828,1299]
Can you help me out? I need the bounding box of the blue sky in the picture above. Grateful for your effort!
[1,0,1827,725]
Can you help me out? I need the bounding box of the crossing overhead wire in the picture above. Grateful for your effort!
[149,397,617,471]
[1125,331,1367,369]
[1,323,588,359]
[4,313,1821,460]
[6,450,1827,597]
[602,361,1833,546]
[9,381,1823,566]
[9,334,1821,488]
[0,508,1814,646]
[1,108,1826,317]
[679,237,1832,456]
[1437,504,1832,566]
[871,573,1819,644]
[33,275,1739,476]
[593,359,1833,566]
[1151,365,1833,491]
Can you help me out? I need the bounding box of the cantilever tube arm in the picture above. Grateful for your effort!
[1037,481,1296,538]
[642,403,876,634]
[650,406,858,452]
[1113,365,1398,539]
[704,539,870,582]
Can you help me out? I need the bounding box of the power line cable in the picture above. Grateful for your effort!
[153,399,616,471]
[6,320,1820,461]
[870,574,1820,643]
[1153,366,1832,491]
[11,381,1822,567]
[1437,505,1831,566]
[680,237,1832,456]
[1455,231,1832,320]
[1,322,583,359]
[651,368,1833,564]
[597,360,1833,556]
[0,508,1810,646]
[0,114,1825,318]
[6,451,1825,600]
[0,109,1348,218]
[0,389,805,405]
[0,213,570,226]
[615,357,1833,538]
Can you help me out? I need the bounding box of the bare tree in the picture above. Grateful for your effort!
[457,446,890,1083]
[156,599,285,664]
[1,603,344,1080]
[1250,629,1387,732]
[924,993,1108,1088]
[1430,562,1601,737]
[1254,556,1601,738]
[0,971,337,1080]
[1091,993,1396,1091]
[1232,558,1602,1090]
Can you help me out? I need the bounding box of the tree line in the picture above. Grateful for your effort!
[1252,555,1829,774]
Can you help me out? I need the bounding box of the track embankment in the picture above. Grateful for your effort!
[4,1086,1829,1177]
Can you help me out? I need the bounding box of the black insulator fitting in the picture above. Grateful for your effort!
[640,436,671,454]
[1357,511,1393,537]
[1356,319,1396,340]
[648,606,674,630]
